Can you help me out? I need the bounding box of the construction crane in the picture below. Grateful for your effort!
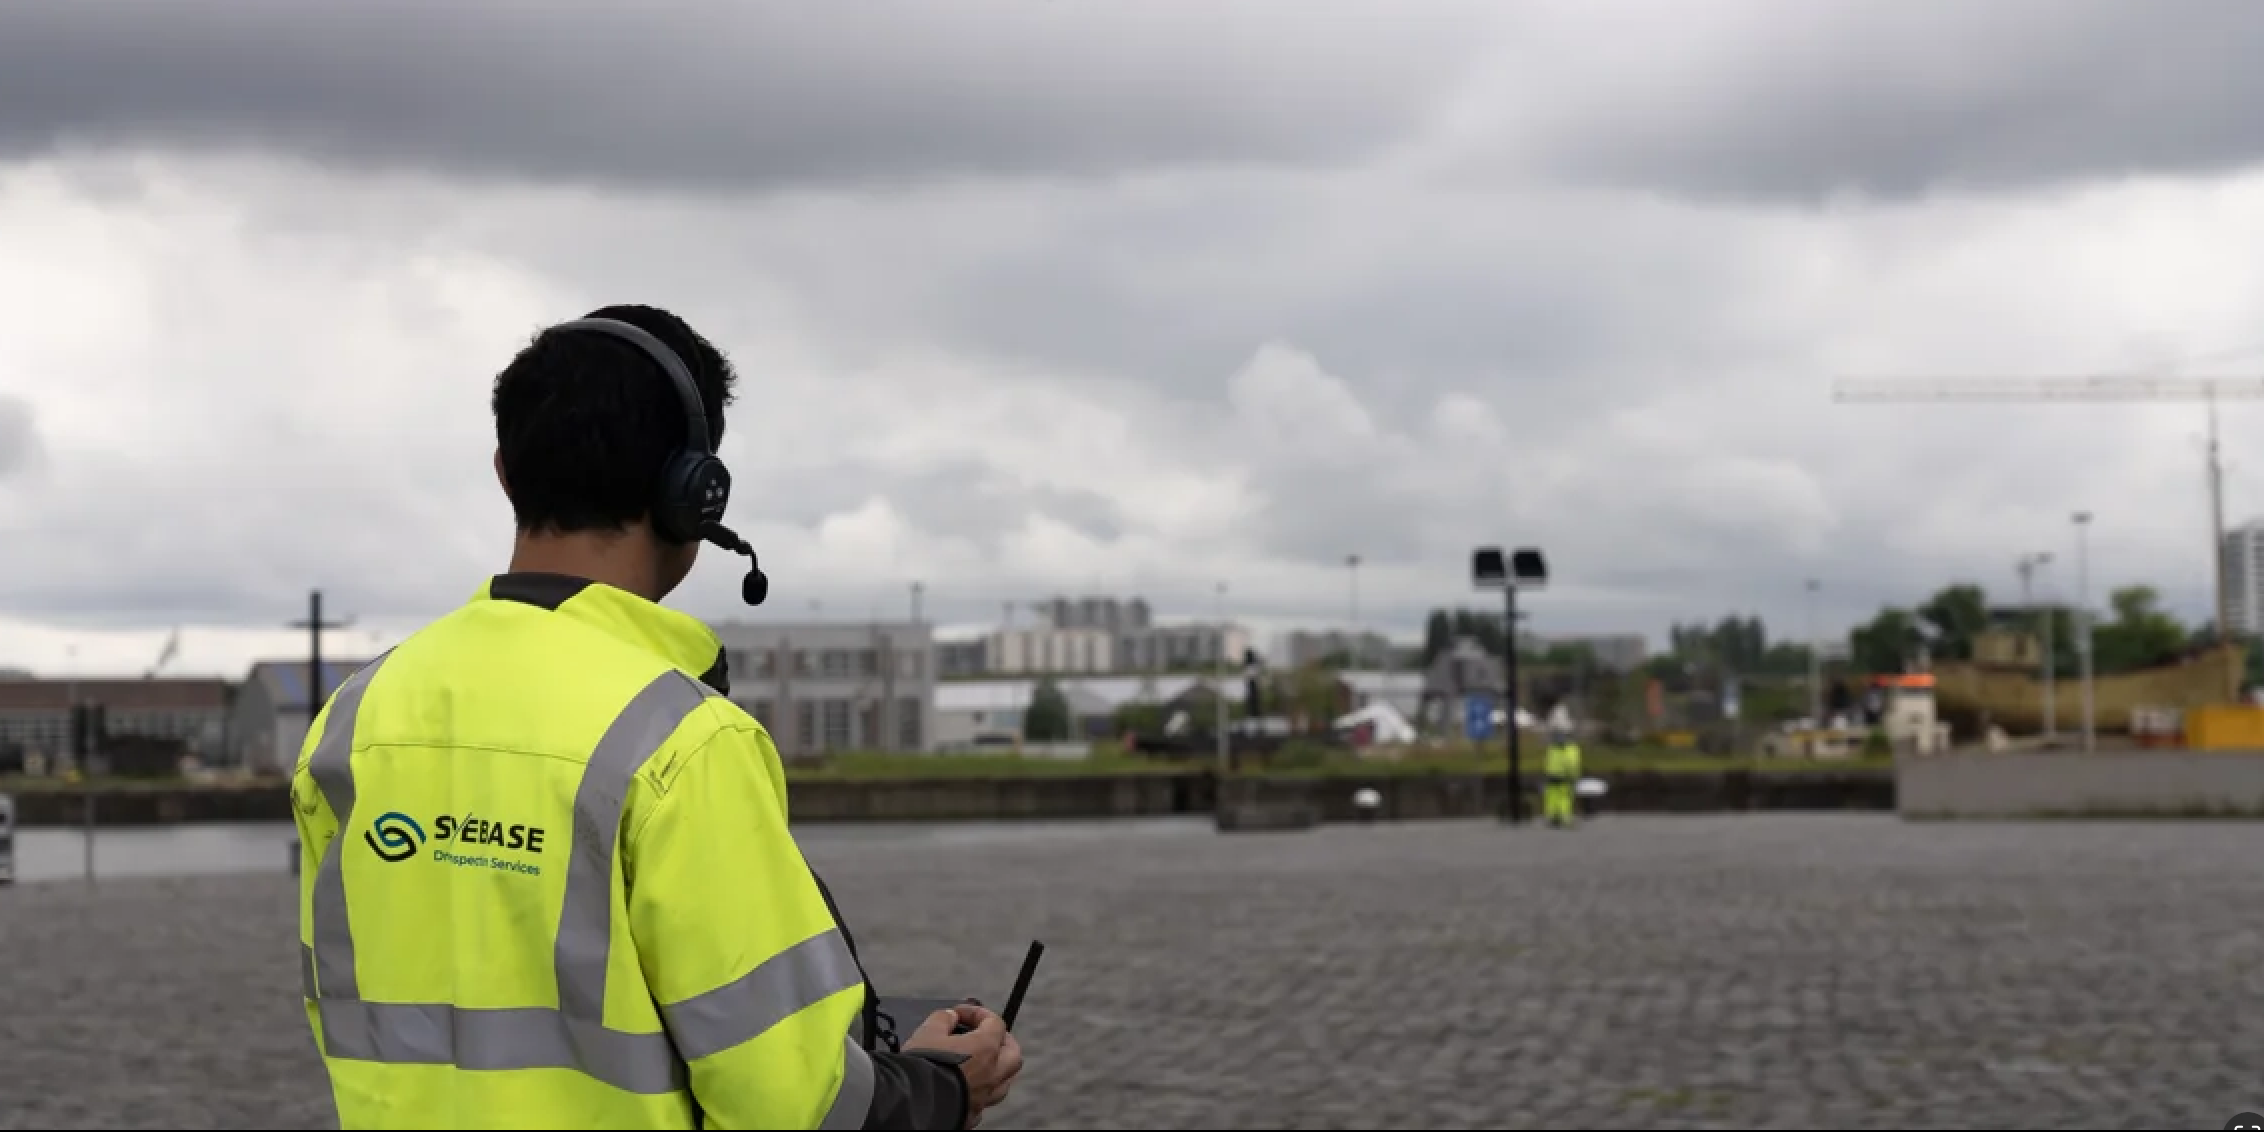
[1834,377,2264,701]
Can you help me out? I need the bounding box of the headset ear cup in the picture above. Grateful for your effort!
[654,451,711,544]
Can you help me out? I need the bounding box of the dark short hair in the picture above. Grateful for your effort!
[491,304,739,535]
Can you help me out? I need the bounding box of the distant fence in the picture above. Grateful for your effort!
[7,768,1897,828]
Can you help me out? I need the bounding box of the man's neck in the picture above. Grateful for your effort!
[507,530,665,603]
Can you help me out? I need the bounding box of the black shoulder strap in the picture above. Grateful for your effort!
[810,869,885,1052]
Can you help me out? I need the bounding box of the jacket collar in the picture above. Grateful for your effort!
[475,572,731,694]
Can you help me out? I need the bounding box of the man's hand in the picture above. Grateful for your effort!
[906,1004,1024,1129]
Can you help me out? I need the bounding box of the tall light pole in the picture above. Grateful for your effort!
[1474,546,1548,825]
[2072,512,2096,753]
[2018,552,2058,741]
[1214,581,1229,776]
[1805,578,1822,726]
[1345,554,1362,672]
[909,581,924,625]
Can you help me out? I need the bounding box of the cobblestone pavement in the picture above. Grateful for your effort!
[5,814,2264,1129]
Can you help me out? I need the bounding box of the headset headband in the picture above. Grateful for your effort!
[548,317,714,454]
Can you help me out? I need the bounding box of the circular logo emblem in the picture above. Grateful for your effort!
[362,811,427,863]
[2225,1112,2264,1130]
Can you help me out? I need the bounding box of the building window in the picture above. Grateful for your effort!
[857,649,879,678]
[898,697,921,750]
[821,650,851,678]
[822,700,851,750]
[796,701,817,753]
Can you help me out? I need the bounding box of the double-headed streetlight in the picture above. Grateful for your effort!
[1473,545,1548,824]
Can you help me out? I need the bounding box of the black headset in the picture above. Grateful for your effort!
[544,317,771,607]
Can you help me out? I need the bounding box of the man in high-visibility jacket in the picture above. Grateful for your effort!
[1542,729,1582,828]
[292,305,1021,1130]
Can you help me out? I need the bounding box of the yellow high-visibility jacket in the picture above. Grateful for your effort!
[292,573,970,1130]
[1543,741,1581,782]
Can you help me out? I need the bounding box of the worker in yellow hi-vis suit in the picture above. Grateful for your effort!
[1542,729,1582,828]
[293,306,1022,1129]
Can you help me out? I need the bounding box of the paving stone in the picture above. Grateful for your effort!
[2,814,2259,1129]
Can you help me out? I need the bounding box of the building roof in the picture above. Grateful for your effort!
[246,659,377,711]
[0,677,231,713]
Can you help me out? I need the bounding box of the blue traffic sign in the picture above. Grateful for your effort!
[1463,695,1495,741]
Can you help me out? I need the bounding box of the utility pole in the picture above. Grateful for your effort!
[1835,376,2259,702]
[1805,579,1822,726]
[2018,553,2058,741]
[2071,514,2095,753]
[1214,582,1229,776]
[910,581,924,625]
[288,590,354,732]
[2206,390,2237,698]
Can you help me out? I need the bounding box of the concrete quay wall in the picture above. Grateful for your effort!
[1897,750,2264,819]
[4,768,1897,828]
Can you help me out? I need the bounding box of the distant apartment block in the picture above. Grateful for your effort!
[986,626,1114,675]
[712,621,935,757]
[1284,630,1398,668]
[936,637,989,679]
[1116,623,1252,672]
[2226,520,2264,635]
[1032,595,1152,633]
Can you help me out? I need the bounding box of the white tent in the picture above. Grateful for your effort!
[1333,702,1418,745]
[1488,707,1540,730]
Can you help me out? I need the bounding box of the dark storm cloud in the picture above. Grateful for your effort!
[0,0,1494,192]
[1507,0,2264,201]
[6,1,2262,203]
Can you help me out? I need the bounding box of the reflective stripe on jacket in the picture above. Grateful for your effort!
[292,573,967,1130]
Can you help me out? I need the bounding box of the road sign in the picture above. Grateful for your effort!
[1463,695,1495,741]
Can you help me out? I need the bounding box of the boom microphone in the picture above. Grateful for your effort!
[700,520,771,607]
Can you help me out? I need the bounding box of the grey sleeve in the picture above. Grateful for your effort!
[859,1048,970,1130]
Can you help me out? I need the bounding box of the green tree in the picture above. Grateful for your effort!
[1916,583,1991,660]
[2090,585,2186,674]
[1025,678,1071,742]
[1850,608,1924,674]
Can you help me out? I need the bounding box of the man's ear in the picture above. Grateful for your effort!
[493,449,509,500]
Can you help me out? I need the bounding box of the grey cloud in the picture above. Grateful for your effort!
[0,394,40,479]
[0,0,1496,191]
[1489,0,2264,202]
[6,0,2259,206]
[758,457,1124,548]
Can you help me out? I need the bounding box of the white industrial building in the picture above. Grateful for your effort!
[711,620,936,757]
[934,674,1205,749]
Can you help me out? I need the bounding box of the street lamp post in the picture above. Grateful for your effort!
[2072,512,2095,753]
[1805,579,1822,727]
[1346,554,1362,672]
[2018,553,2057,742]
[1214,582,1229,776]
[1474,546,1548,825]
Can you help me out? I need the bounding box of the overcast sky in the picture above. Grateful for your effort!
[5,0,2264,679]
